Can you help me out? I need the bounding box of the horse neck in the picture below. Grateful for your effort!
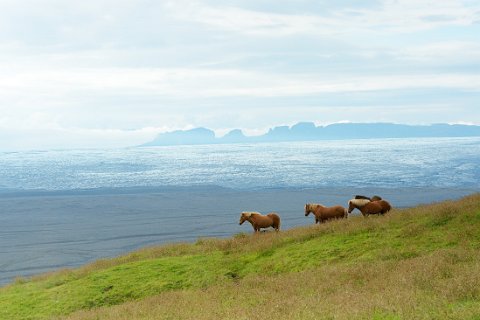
[312,205,324,216]
[307,204,322,215]
[349,202,361,213]
[356,204,369,214]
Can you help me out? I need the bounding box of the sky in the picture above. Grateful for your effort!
[0,0,479,150]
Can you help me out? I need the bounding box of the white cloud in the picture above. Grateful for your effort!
[0,118,162,150]
[394,41,480,62]
[1,66,479,104]
[169,0,480,36]
[0,0,479,150]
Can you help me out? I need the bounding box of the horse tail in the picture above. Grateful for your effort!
[268,213,281,231]
[384,200,392,212]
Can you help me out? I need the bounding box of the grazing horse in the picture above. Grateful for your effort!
[239,212,281,232]
[348,198,392,217]
[304,203,348,224]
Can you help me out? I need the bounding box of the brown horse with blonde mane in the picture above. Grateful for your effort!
[239,212,281,232]
[304,203,348,224]
[348,198,392,217]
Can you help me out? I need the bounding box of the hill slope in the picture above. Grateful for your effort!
[1,194,480,319]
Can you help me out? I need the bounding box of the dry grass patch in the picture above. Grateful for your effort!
[63,247,480,320]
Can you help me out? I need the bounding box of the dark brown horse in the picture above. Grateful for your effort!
[304,203,347,224]
[239,212,281,232]
[348,198,392,216]
[355,195,383,201]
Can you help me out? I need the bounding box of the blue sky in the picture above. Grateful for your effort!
[0,0,479,149]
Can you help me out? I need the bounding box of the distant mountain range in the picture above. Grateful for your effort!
[140,122,480,146]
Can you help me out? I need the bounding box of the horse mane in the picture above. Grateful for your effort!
[241,211,261,217]
[306,203,324,208]
[355,195,371,200]
[349,198,371,207]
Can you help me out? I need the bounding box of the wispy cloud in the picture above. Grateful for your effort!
[169,0,480,36]
[0,0,479,149]
[393,41,480,63]
[1,66,479,102]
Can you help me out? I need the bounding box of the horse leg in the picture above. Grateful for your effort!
[272,222,278,231]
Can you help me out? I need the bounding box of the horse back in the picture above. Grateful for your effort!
[365,200,391,214]
[322,205,347,219]
[379,200,392,212]
[267,212,281,229]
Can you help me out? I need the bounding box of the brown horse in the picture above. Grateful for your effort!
[348,198,392,217]
[355,195,383,201]
[239,212,281,232]
[304,203,348,224]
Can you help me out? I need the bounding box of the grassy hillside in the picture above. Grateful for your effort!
[1,194,480,320]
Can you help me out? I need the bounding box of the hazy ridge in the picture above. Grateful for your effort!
[142,122,480,146]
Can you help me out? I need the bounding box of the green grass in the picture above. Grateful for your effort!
[1,193,480,319]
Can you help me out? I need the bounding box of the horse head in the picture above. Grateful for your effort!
[239,212,259,225]
[304,204,311,216]
[347,200,355,213]
[239,212,249,225]
[348,199,370,213]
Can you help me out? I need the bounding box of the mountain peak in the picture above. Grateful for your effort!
[140,122,480,147]
[221,129,246,142]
